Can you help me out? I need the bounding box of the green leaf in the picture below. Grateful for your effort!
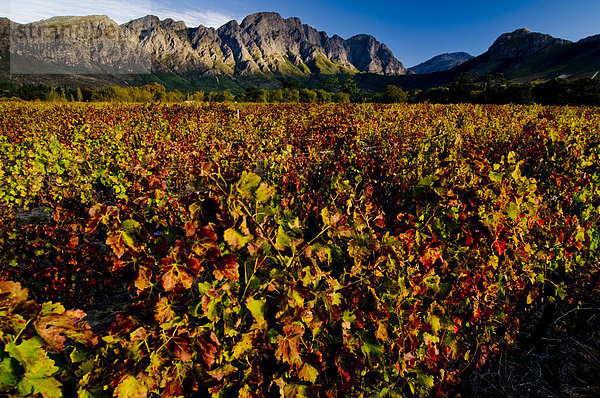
[342,310,356,324]
[429,315,442,333]
[224,228,252,250]
[40,302,65,317]
[275,226,292,251]
[69,347,88,363]
[329,291,342,306]
[417,371,435,389]
[298,363,319,383]
[246,297,267,329]
[0,358,17,389]
[122,219,140,231]
[556,283,567,300]
[361,338,383,359]
[489,171,503,183]
[507,202,519,221]
[122,231,138,250]
[238,172,261,199]
[6,338,59,378]
[255,182,274,203]
[424,273,441,293]
[231,333,254,360]
[417,175,436,188]
[18,376,62,398]
[321,208,330,224]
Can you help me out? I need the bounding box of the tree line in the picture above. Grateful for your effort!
[1,73,600,106]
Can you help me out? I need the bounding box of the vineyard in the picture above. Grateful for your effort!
[0,102,599,397]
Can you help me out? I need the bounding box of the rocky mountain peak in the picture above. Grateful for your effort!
[162,18,187,31]
[241,12,285,29]
[488,28,571,60]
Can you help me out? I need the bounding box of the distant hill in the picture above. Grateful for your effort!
[410,52,473,74]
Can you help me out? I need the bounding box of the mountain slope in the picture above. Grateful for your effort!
[447,28,599,81]
[362,28,600,91]
[410,52,473,74]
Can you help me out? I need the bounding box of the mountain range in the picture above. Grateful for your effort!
[1,13,599,92]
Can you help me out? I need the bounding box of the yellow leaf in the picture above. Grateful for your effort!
[298,363,319,383]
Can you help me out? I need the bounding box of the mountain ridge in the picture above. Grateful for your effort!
[1,15,599,92]
[2,12,407,84]
[410,52,474,74]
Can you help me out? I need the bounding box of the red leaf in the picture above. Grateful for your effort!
[171,337,193,362]
[184,221,197,237]
[67,233,79,249]
[494,240,506,255]
[161,267,194,291]
[213,254,239,281]
[275,324,304,366]
[155,297,175,323]
[197,332,219,368]
[185,257,203,275]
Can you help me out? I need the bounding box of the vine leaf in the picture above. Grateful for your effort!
[18,376,62,398]
[161,266,194,291]
[155,297,176,323]
[224,228,252,250]
[35,310,98,353]
[246,297,267,331]
[298,363,319,383]
[207,364,236,381]
[0,358,17,390]
[275,226,292,251]
[275,324,304,366]
[0,281,29,308]
[231,333,254,360]
[213,254,239,281]
[6,337,62,397]
[114,375,147,398]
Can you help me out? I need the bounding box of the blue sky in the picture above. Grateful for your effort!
[7,0,600,66]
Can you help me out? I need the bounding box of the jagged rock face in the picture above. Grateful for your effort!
[209,12,407,75]
[488,28,570,60]
[123,16,216,75]
[410,52,474,74]
[8,16,150,74]
[4,12,408,78]
[0,18,10,73]
[345,34,406,74]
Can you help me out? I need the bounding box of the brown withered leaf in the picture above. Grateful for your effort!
[0,281,29,308]
[275,324,304,366]
[35,309,98,352]
[130,327,147,341]
[207,364,236,381]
